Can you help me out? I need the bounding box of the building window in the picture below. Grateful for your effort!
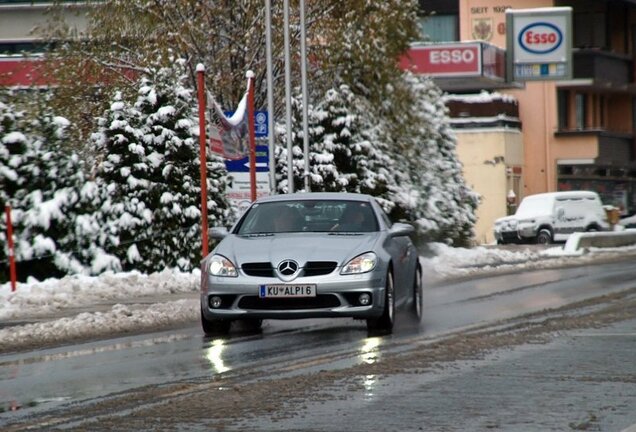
[557,90,569,130]
[572,11,606,49]
[575,93,587,130]
[419,14,459,42]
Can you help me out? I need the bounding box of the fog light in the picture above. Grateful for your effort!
[210,296,223,309]
[358,293,371,306]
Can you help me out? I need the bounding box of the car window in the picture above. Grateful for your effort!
[235,200,379,234]
[516,196,554,217]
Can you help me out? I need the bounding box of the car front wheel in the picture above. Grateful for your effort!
[201,309,231,336]
[536,229,552,245]
[367,270,395,333]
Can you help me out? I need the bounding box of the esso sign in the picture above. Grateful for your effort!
[430,49,475,65]
[398,44,481,76]
[518,22,563,54]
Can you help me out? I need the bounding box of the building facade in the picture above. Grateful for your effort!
[418,0,636,242]
[0,0,88,86]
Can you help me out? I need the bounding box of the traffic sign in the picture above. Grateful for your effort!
[224,145,269,173]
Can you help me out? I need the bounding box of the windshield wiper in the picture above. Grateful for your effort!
[328,232,364,236]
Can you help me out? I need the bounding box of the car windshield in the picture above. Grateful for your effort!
[515,195,554,218]
[235,200,379,234]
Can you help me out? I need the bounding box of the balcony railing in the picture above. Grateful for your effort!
[572,48,632,87]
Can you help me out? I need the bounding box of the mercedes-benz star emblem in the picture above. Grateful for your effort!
[277,260,298,276]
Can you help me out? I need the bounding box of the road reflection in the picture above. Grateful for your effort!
[359,336,381,364]
[205,339,230,373]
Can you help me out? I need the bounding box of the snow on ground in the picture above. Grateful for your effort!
[1,243,636,352]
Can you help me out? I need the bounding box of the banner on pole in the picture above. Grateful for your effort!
[207,91,250,160]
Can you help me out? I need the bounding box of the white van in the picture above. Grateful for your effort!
[494,191,609,245]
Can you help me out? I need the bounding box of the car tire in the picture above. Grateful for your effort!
[201,309,231,336]
[536,229,552,245]
[411,266,423,321]
[367,270,395,333]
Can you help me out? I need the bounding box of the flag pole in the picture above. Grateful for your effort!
[247,70,257,202]
[196,63,209,258]
[300,0,310,191]
[283,0,294,193]
[265,0,276,193]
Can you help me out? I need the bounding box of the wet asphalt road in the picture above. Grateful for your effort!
[2,257,636,431]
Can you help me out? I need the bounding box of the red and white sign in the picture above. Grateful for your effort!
[509,8,570,64]
[399,43,482,77]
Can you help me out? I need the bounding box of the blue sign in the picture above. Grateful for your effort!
[255,111,268,137]
[225,145,269,173]
[224,110,268,138]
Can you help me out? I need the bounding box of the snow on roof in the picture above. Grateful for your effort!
[443,91,517,104]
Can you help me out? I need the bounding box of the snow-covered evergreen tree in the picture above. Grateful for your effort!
[89,61,232,273]
[0,92,89,281]
[388,73,479,245]
[275,75,478,246]
[0,97,28,280]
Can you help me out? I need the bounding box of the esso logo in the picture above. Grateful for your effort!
[430,49,475,65]
[518,22,563,54]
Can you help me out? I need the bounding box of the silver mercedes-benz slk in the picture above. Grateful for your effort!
[200,192,422,335]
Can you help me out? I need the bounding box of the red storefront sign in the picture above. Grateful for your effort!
[399,43,482,77]
[0,57,48,87]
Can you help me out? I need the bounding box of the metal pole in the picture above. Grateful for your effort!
[5,205,17,292]
[300,0,310,191]
[283,0,294,193]
[247,70,257,202]
[265,0,276,193]
[196,64,209,258]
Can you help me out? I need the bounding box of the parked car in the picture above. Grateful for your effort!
[494,191,609,245]
[200,192,422,335]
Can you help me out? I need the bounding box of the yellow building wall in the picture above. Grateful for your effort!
[455,128,524,244]
[457,0,597,197]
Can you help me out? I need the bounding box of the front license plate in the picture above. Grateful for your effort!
[259,284,317,298]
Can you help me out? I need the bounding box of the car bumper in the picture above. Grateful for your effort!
[495,227,536,243]
[201,270,387,320]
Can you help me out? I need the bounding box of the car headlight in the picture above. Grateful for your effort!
[341,252,377,274]
[208,254,238,277]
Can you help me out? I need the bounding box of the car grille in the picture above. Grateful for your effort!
[238,295,341,310]
[303,261,337,276]
[241,262,274,277]
[241,261,338,277]
[501,231,521,240]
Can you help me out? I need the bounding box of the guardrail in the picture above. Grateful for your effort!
[563,229,636,254]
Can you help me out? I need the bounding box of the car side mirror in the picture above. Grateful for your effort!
[389,222,414,237]
[556,207,565,219]
[210,227,229,240]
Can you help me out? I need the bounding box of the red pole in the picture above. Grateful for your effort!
[5,205,17,292]
[196,64,209,258]
[247,70,257,202]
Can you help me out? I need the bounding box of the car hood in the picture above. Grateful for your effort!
[214,232,381,266]
[495,215,517,224]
